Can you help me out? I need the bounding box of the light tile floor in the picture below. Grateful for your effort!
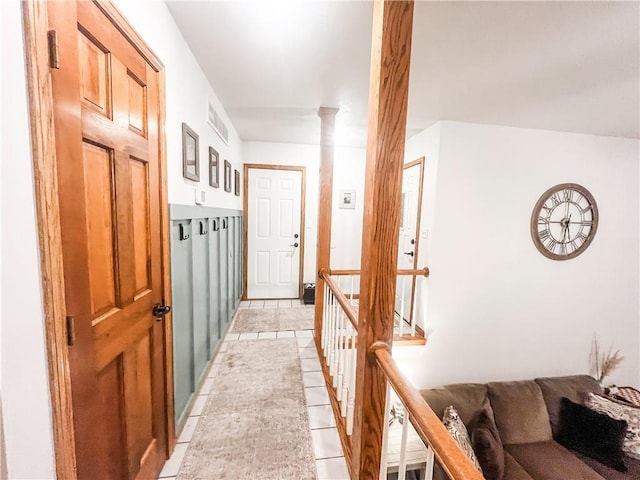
[158,300,349,480]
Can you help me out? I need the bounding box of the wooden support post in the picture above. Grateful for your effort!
[352,1,414,479]
[314,107,339,344]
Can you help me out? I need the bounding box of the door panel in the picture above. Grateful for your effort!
[48,2,167,479]
[247,168,303,299]
[395,163,422,324]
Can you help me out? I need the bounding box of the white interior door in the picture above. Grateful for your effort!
[395,163,421,322]
[247,168,303,299]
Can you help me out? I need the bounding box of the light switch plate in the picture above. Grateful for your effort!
[195,188,206,205]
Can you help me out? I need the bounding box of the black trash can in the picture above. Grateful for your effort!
[303,284,316,305]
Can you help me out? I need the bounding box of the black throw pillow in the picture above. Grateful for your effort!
[556,396,628,472]
[470,410,504,480]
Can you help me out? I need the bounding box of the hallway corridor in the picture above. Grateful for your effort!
[158,301,349,480]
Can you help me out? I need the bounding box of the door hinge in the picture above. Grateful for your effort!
[47,30,60,69]
[66,316,75,347]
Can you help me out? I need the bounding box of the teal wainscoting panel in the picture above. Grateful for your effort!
[228,217,235,316]
[170,219,194,423]
[208,218,221,354]
[169,205,243,428]
[236,216,243,305]
[219,217,230,331]
[192,218,210,385]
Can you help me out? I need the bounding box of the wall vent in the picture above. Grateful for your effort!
[207,102,229,144]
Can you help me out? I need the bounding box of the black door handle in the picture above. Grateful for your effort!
[290,242,299,248]
[152,303,171,320]
[403,251,414,257]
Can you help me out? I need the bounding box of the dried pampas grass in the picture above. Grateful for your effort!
[590,335,624,383]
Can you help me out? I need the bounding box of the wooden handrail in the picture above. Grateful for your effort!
[327,267,430,277]
[319,270,359,328]
[372,344,485,480]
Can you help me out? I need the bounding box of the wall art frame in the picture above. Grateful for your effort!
[182,122,199,182]
[209,146,219,188]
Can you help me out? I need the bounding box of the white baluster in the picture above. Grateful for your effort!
[346,329,357,435]
[329,291,336,377]
[398,408,409,480]
[341,321,351,417]
[322,283,329,353]
[410,278,417,337]
[326,286,333,360]
[425,446,435,480]
[350,276,355,305]
[379,383,391,480]
[399,276,406,337]
[335,310,344,391]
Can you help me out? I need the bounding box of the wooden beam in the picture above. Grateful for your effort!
[352,1,414,479]
[314,107,339,344]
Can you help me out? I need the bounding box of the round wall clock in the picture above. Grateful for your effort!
[530,183,598,260]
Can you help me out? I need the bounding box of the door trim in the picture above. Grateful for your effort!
[243,164,307,300]
[403,157,425,326]
[21,2,174,478]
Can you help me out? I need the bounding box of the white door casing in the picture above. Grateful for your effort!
[247,168,303,299]
[395,163,421,323]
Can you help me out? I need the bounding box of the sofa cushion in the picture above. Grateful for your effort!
[574,452,640,480]
[506,442,605,480]
[503,451,534,480]
[488,380,553,445]
[471,410,504,480]
[535,375,603,436]
[556,397,628,472]
[421,383,490,427]
[585,392,640,460]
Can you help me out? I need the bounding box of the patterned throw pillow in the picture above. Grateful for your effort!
[586,392,640,459]
[442,405,482,471]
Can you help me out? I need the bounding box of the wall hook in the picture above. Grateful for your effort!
[199,220,208,235]
[179,223,190,241]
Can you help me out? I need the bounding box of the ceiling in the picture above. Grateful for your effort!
[166,1,640,147]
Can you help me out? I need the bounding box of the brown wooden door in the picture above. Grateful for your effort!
[48,2,168,479]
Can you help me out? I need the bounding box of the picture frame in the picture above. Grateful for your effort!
[224,160,232,192]
[209,146,219,188]
[234,169,240,196]
[181,122,199,182]
[339,189,356,209]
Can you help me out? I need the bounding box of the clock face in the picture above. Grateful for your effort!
[531,183,598,260]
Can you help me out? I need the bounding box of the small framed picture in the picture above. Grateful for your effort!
[339,189,356,209]
[209,147,219,188]
[234,169,240,196]
[182,123,199,182]
[224,160,232,192]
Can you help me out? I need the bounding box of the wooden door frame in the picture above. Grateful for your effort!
[21,2,174,478]
[243,164,307,300]
[403,156,425,326]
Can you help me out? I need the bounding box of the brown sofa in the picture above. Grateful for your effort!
[420,375,640,480]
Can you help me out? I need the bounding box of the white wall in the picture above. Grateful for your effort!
[0,1,245,477]
[403,122,442,331]
[113,0,243,211]
[1,1,57,478]
[396,121,640,390]
[331,148,367,270]
[242,141,366,285]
